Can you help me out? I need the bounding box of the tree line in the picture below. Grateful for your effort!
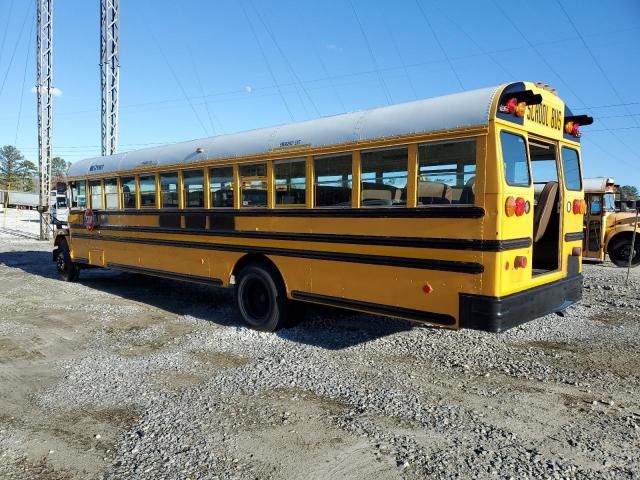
[0,145,70,192]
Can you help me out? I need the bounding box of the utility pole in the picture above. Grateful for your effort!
[37,0,53,240]
[100,0,120,156]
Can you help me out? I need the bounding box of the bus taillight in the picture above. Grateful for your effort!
[514,256,528,269]
[501,97,527,117]
[515,197,527,216]
[572,199,586,215]
[505,196,516,216]
[565,121,581,137]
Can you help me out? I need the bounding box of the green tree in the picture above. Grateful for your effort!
[18,160,37,191]
[619,185,639,200]
[52,156,70,179]
[0,145,25,189]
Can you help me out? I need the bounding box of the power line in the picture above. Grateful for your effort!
[348,0,392,104]
[0,0,16,71]
[0,2,32,99]
[291,3,346,112]
[492,0,639,162]
[187,45,217,136]
[150,33,210,138]
[14,2,35,146]
[427,1,515,79]
[250,0,321,117]
[377,3,418,100]
[555,0,639,128]
[240,0,294,121]
[414,0,464,91]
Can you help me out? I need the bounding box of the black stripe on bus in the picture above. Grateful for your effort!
[73,256,89,264]
[290,290,456,326]
[70,224,531,252]
[76,205,486,219]
[564,232,584,242]
[106,262,223,286]
[71,232,484,274]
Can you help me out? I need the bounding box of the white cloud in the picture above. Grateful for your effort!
[245,85,253,93]
[31,86,63,96]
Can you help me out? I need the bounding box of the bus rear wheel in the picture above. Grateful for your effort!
[609,237,640,267]
[56,244,80,282]
[234,263,288,332]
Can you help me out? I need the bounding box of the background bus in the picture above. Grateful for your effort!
[583,177,640,267]
[55,81,591,332]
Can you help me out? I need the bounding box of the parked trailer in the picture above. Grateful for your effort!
[6,191,39,209]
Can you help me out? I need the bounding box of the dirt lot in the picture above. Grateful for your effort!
[1,231,639,479]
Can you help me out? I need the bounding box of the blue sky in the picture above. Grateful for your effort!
[0,0,639,187]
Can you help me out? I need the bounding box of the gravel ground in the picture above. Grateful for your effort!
[0,233,639,479]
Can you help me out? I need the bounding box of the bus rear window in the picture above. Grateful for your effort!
[500,131,530,187]
[561,147,582,191]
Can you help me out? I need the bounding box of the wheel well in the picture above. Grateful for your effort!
[607,231,635,253]
[232,254,286,290]
[54,233,69,249]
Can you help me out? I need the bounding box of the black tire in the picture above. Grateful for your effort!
[234,263,288,332]
[55,243,80,282]
[609,237,640,268]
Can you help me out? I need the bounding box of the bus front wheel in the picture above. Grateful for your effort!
[234,263,288,331]
[55,244,80,282]
[609,237,640,268]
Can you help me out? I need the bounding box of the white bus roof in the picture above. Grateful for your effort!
[584,177,616,193]
[67,84,505,178]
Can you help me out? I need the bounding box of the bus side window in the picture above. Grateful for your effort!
[89,180,103,209]
[72,181,87,209]
[139,175,157,207]
[183,170,204,208]
[418,139,477,205]
[210,166,234,207]
[360,147,407,207]
[590,196,602,215]
[239,163,267,208]
[121,176,136,209]
[105,178,119,209]
[314,153,352,207]
[160,172,179,208]
[274,159,306,206]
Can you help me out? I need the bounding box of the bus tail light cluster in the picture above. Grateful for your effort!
[500,97,527,118]
[565,121,581,138]
[564,114,594,138]
[505,196,530,217]
[572,199,586,215]
[514,256,528,269]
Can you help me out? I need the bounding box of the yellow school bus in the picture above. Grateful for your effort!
[583,177,640,266]
[55,81,592,332]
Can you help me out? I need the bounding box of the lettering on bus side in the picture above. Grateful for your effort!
[525,104,563,132]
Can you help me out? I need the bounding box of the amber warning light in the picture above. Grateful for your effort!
[564,114,594,138]
[499,90,543,118]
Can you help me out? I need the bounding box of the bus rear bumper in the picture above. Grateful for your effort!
[459,274,583,333]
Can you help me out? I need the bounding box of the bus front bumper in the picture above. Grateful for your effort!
[459,274,583,333]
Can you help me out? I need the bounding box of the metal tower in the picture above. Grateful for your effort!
[100,0,119,156]
[37,0,54,240]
